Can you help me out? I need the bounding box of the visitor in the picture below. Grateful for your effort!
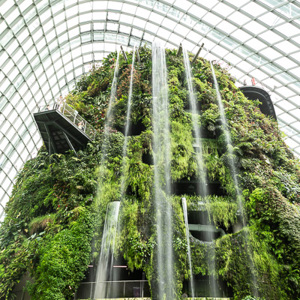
[56,95,64,111]
[74,109,78,118]
[78,121,84,130]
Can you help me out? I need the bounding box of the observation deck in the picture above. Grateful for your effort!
[34,102,96,155]
[240,86,277,121]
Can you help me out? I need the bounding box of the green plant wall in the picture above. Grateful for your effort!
[0,46,299,300]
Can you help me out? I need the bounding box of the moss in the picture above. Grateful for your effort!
[171,120,196,181]
[28,214,56,235]
[27,207,94,300]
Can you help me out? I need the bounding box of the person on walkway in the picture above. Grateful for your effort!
[56,95,64,111]
[78,121,84,130]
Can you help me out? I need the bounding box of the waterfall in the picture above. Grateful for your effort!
[120,47,136,196]
[209,61,244,220]
[210,62,258,297]
[92,52,121,298]
[182,197,195,299]
[183,49,217,298]
[183,49,207,197]
[93,201,120,298]
[104,49,137,298]
[105,51,121,131]
[152,43,175,299]
[97,50,121,187]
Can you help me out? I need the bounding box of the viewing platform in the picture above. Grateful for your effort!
[240,86,277,120]
[34,101,96,155]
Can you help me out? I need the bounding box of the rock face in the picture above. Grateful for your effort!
[0,47,299,300]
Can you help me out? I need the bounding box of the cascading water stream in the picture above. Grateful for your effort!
[183,49,207,198]
[102,51,120,152]
[210,61,258,297]
[182,197,195,299]
[107,49,137,298]
[209,62,244,221]
[120,47,136,196]
[93,201,120,299]
[152,43,175,299]
[92,52,121,298]
[183,49,217,299]
[97,50,121,184]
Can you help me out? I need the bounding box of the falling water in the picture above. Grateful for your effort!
[93,201,120,298]
[209,61,244,220]
[104,49,137,298]
[152,43,175,299]
[183,49,207,197]
[182,197,195,299]
[210,62,258,297]
[183,49,217,298]
[105,51,121,133]
[92,52,120,298]
[98,50,121,170]
[120,47,136,196]
[95,50,120,200]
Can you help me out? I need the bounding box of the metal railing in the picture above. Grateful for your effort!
[43,101,97,140]
[75,280,150,299]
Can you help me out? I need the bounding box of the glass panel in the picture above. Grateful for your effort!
[259,30,282,44]
[1,30,13,47]
[107,23,118,31]
[276,22,298,37]
[132,28,143,38]
[174,23,190,37]
[216,20,237,35]
[123,4,136,14]
[198,0,220,10]
[244,38,266,51]
[275,57,297,69]
[24,7,36,23]
[259,47,281,60]
[242,2,267,17]
[276,40,298,54]
[80,12,92,23]
[228,11,251,26]
[136,7,151,19]
[1,1,13,15]
[81,33,91,43]
[149,12,164,24]
[188,4,207,19]
[202,12,222,25]
[120,14,133,24]
[145,22,158,34]
[6,8,19,27]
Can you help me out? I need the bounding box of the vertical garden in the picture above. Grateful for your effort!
[0,46,299,300]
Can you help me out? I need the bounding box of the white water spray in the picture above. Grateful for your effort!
[97,50,121,183]
[120,47,136,196]
[93,201,120,298]
[183,49,218,298]
[182,197,195,299]
[209,62,244,218]
[92,52,121,298]
[152,43,175,299]
[210,61,258,297]
[183,49,208,197]
[106,49,137,298]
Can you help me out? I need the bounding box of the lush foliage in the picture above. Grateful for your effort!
[0,46,299,300]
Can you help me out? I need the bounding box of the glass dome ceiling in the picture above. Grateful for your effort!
[1,0,300,213]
